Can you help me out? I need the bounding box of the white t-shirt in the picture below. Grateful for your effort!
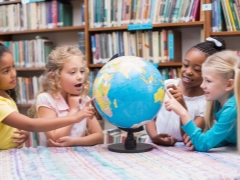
[146,79,206,142]
[36,92,88,146]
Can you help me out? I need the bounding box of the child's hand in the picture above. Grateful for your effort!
[12,130,29,148]
[67,94,82,112]
[151,133,177,146]
[183,134,194,151]
[165,89,187,117]
[76,98,95,121]
[48,136,74,147]
[166,84,187,108]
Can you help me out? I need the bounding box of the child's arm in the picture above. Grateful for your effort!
[2,103,94,132]
[48,116,104,146]
[145,120,177,146]
[38,106,78,141]
[166,84,205,133]
[165,90,236,152]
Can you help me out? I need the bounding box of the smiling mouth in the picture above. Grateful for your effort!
[182,76,193,82]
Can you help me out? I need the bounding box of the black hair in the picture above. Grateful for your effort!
[0,43,17,102]
[189,36,226,56]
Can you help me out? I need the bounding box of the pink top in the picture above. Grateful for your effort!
[36,92,88,146]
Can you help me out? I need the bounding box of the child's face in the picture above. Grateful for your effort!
[181,49,206,88]
[0,53,16,91]
[201,67,232,102]
[60,56,85,96]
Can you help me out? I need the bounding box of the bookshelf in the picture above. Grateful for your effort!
[208,0,240,51]
[0,0,210,131]
[0,0,85,111]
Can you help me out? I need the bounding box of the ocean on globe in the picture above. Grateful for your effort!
[92,56,165,129]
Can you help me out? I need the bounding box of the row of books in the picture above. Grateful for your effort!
[0,0,76,32]
[212,0,240,32]
[91,30,181,64]
[160,67,181,80]
[2,37,54,68]
[89,0,203,28]
[17,76,42,105]
[103,128,148,144]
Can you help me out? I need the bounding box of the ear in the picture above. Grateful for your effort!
[225,79,234,92]
[48,72,55,78]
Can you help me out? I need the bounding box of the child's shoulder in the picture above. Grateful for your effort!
[36,92,55,103]
[37,92,53,99]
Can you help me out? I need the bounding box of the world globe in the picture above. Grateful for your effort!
[93,56,165,129]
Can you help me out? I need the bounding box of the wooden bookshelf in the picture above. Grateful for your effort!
[88,62,182,68]
[158,62,182,67]
[16,67,45,71]
[88,21,204,32]
[0,26,85,35]
[0,0,21,5]
[17,104,31,108]
[211,31,240,36]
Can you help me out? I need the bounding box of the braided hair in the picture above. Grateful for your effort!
[0,43,17,102]
[189,36,226,56]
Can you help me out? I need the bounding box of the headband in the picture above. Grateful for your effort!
[206,37,223,47]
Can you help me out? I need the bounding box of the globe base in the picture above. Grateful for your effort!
[108,143,153,153]
[108,126,153,153]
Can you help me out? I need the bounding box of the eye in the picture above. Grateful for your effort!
[3,69,9,74]
[194,68,201,72]
[70,71,75,74]
[80,70,85,74]
[12,65,15,68]
[183,64,188,68]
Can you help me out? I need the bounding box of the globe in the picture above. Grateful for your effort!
[92,56,165,129]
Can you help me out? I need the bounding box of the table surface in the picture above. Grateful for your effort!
[1,143,240,180]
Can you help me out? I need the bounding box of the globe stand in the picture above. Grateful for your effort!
[108,126,153,153]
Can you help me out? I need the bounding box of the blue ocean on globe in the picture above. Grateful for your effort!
[93,56,165,128]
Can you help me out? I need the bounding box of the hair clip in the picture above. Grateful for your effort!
[206,37,222,47]
[108,54,119,62]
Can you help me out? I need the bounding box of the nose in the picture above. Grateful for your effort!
[185,67,193,75]
[76,71,83,79]
[200,81,205,89]
[11,67,16,78]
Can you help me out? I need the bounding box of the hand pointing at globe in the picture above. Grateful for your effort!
[77,98,95,121]
[165,89,191,126]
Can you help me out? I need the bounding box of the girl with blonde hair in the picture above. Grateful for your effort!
[165,50,240,152]
[29,46,103,147]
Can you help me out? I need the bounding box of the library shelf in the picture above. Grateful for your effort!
[0,26,85,35]
[158,62,182,67]
[88,21,204,32]
[0,0,21,5]
[89,62,182,68]
[16,68,45,71]
[211,31,240,36]
[17,104,31,108]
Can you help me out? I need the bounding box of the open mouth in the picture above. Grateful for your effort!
[75,83,82,88]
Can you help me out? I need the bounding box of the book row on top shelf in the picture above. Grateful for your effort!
[0,0,85,32]
[88,0,204,28]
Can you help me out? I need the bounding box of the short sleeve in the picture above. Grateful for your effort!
[0,101,15,122]
[36,93,55,112]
